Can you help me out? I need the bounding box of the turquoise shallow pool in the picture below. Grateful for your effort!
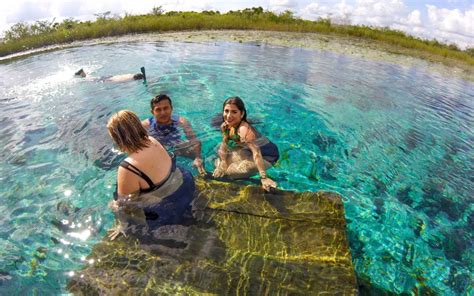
[0,41,472,294]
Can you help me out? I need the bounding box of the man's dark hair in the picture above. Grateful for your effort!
[133,73,144,80]
[150,94,172,109]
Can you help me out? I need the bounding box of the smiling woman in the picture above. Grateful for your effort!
[213,96,280,191]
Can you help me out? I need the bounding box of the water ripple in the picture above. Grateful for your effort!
[0,41,472,295]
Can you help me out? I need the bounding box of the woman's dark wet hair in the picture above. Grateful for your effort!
[223,96,247,122]
[150,94,173,109]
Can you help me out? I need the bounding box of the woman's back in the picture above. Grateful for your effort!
[108,109,196,231]
[118,137,172,195]
[118,138,196,227]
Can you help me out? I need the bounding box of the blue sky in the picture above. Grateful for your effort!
[0,1,472,48]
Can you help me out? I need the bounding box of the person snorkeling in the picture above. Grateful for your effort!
[141,94,206,175]
[213,96,279,191]
[74,67,146,82]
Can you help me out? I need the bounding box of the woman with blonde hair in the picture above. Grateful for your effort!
[107,110,195,234]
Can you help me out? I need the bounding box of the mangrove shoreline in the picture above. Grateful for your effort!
[2,30,472,81]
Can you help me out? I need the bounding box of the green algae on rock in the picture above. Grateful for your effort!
[68,178,357,294]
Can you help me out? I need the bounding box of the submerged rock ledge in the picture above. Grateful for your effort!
[68,178,357,294]
[1,30,472,82]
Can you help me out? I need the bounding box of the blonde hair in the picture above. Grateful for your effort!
[107,110,151,153]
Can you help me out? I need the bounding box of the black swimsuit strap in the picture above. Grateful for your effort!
[119,158,176,194]
[119,160,155,188]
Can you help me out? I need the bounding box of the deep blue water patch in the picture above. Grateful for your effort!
[0,41,472,294]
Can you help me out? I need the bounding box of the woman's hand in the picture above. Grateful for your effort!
[108,222,128,240]
[107,200,129,240]
[193,157,206,175]
[213,167,226,178]
[213,156,228,178]
[261,177,277,192]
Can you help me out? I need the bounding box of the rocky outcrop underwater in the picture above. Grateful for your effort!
[68,178,357,294]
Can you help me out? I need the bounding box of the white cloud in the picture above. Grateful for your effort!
[427,5,473,36]
[0,0,212,23]
[0,0,215,38]
[159,0,213,13]
[300,0,409,26]
[390,10,428,39]
[355,0,404,17]
[269,0,298,13]
[424,5,474,48]
[300,3,330,19]
[351,0,408,27]
[300,1,353,24]
[406,10,422,26]
[299,1,473,49]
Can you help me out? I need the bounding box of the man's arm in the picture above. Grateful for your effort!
[141,118,150,129]
[179,117,205,174]
[179,117,197,140]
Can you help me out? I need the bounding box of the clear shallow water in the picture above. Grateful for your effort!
[0,41,472,294]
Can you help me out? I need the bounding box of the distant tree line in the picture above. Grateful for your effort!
[0,6,472,66]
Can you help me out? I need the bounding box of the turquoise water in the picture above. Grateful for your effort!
[0,41,472,294]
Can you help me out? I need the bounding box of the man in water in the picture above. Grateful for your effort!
[74,67,146,82]
[141,94,206,175]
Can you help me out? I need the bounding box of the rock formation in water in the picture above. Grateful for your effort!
[68,178,357,295]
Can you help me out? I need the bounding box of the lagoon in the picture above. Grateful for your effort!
[0,40,472,294]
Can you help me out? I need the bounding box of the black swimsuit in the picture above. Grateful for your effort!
[223,123,280,165]
[113,159,196,227]
[113,160,174,200]
[119,160,174,194]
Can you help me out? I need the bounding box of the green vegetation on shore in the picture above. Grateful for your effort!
[1,7,473,68]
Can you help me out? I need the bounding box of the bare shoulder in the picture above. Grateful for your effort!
[149,136,160,145]
[239,122,256,141]
[238,121,251,134]
[117,165,140,196]
[117,165,133,181]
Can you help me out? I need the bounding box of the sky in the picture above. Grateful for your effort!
[0,0,472,49]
